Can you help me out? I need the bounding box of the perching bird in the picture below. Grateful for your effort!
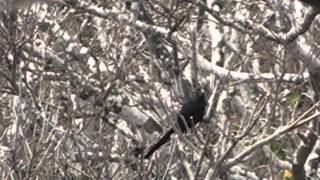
[144,88,206,159]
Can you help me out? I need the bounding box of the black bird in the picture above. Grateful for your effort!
[144,88,206,159]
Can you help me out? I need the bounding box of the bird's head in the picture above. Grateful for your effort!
[193,88,205,98]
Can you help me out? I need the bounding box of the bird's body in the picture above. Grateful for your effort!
[144,89,206,159]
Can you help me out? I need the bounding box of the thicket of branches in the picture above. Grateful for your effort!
[1,0,320,179]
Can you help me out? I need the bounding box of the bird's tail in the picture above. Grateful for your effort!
[144,128,174,158]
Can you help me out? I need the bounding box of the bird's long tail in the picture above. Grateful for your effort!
[144,128,174,158]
